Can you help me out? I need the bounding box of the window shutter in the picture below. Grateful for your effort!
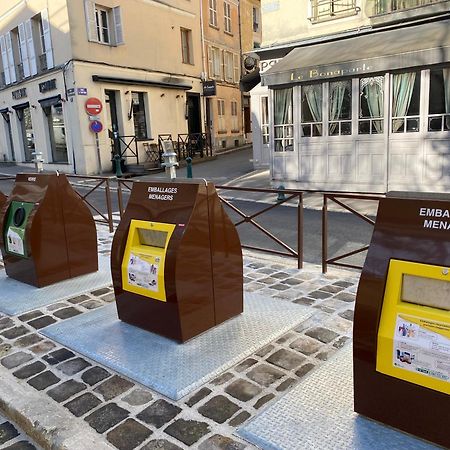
[84,0,97,42]
[207,46,212,78]
[25,20,37,76]
[0,35,10,85]
[5,32,16,83]
[18,23,30,78]
[233,53,239,83]
[113,6,124,45]
[41,9,54,69]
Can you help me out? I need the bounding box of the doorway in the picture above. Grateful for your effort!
[105,90,121,159]
[186,93,201,134]
[1,112,15,161]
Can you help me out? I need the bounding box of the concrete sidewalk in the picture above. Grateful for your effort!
[0,222,360,450]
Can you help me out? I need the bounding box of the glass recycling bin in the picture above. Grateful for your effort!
[0,173,98,287]
[111,179,243,342]
[353,192,450,448]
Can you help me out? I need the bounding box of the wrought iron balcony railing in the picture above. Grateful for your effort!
[373,0,445,15]
[309,0,360,22]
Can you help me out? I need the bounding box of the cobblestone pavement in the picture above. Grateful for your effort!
[0,224,360,450]
[0,414,41,449]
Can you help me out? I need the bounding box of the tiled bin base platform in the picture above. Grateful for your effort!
[40,293,311,400]
[237,344,441,450]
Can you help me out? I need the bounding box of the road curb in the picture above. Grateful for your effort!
[0,365,115,450]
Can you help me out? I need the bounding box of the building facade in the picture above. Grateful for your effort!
[251,0,450,193]
[0,0,204,174]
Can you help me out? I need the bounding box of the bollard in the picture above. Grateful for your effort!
[31,151,44,173]
[276,185,286,202]
[114,153,123,178]
[186,157,193,178]
[161,151,179,180]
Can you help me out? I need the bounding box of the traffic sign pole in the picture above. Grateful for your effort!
[95,132,102,175]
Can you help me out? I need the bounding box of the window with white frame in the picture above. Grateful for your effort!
[209,0,218,27]
[217,99,226,132]
[359,76,384,134]
[84,1,124,46]
[224,2,232,33]
[224,51,234,82]
[208,46,222,79]
[180,28,193,64]
[392,71,420,133]
[428,67,450,132]
[261,96,269,144]
[274,88,294,151]
[309,0,359,23]
[301,84,323,137]
[231,100,238,131]
[329,80,352,136]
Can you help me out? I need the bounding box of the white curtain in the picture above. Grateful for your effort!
[329,81,349,134]
[304,85,322,135]
[363,78,384,133]
[392,72,416,132]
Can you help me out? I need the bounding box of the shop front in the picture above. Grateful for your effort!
[257,19,450,193]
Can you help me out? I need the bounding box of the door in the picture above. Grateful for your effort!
[105,90,120,156]
[1,112,15,161]
[186,93,201,134]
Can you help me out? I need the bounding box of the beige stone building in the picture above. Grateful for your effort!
[252,0,450,193]
[0,0,204,174]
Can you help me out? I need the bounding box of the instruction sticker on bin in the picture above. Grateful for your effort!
[6,228,24,256]
[127,252,160,292]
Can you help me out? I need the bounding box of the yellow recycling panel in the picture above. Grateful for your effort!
[121,219,176,302]
[377,259,450,395]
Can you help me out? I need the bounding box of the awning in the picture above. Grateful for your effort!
[12,102,29,110]
[262,18,450,87]
[92,75,192,90]
[38,94,61,109]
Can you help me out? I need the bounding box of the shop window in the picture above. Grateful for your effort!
[209,0,218,27]
[181,28,193,65]
[43,102,68,163]
[132,92,148,139]
[392,71,420,133]
[329,80,352,136]
[261,96,269,145]
[428,68,450,132]
[231,100,238,131]
[85,2,124,46]
[301,84,323,137]
[224,2,232,33]
[309,0,359,23]
[359,76,384,134]
[274,88,294,152]
[16,106,34,162]
[217,99,226,132]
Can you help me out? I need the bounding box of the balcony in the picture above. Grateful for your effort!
[371,0,450,21]
[309,0,360,23]
[39,54,48,72]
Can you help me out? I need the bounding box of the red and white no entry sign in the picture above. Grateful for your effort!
[85,97,103,115]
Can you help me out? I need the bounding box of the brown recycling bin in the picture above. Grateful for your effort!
[354,192,450,448]
[0,173,98,287]
[0,190,6,211]
[111,179,243,342]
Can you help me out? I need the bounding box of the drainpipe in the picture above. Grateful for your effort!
[199,0,207,133]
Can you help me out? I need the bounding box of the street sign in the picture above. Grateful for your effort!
[85,97,103,115]
[202,80,216,96]
[89,120,103,133]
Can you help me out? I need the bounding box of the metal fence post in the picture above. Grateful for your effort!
[298,193,303,269]
[322,195,328,273]
[104,178,114,232]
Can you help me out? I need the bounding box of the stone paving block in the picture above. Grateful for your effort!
[281,278,304,286]
[27,316,56,330]
[27,370,60,390]
[254,393,275,409]
[56,357,91,375]
[320,284,345,294]
[64,392,102,417]
[84,403,129,433]
[94,375,134,401]
[276,332,296,344]
[234,358,257,373]
[106,418,152,450]
[1,351,33,369]
[293,297,315,306]
[211,372,233,386]
[334,336,350,349]
[164,419,210,446]
[225,379,262,402]
[333,281,354,288]
[122,388,153,406]
[0,421,19,444]
[255,344,274,357]
[141,439,182,450]
[0,343,12,357]
[47,303,69,312]
[339,310,354,321]
[185,387,211,407]
[91,288,110,296]
[80,300,103,310]
[276,378,297,392]
[247,364,284,387]
[290,336,321,355]
[198,395,240,424]
[42,348,75,365]
[308,290,332,300]
[267,349,306,371]
[228,411,251,427]
[47,380,86,402]
[270,284,290,291]
[14,334,42,348]
[52,307,82,320]
[137,399,182,428]
[81,366,111,386]
[100,293,116,303]
[0,317,14,331]
[18,311,43,322]
[316,348,338,361]
[198,434,246,450]
[295,363,316,378]
[29,341,56,354]
[67,294,90,304]
[305,327,339,343]
[3,441,37,449]
[334,292,356,302]
[13,361,45,379]
[2,326,29,339]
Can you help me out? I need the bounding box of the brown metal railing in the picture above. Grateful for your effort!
[67,175,114,232]
[322,193,384,273]
[117,180,304,268]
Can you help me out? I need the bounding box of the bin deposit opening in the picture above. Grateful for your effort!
[402,274,450,311]
[137,228,169,248]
